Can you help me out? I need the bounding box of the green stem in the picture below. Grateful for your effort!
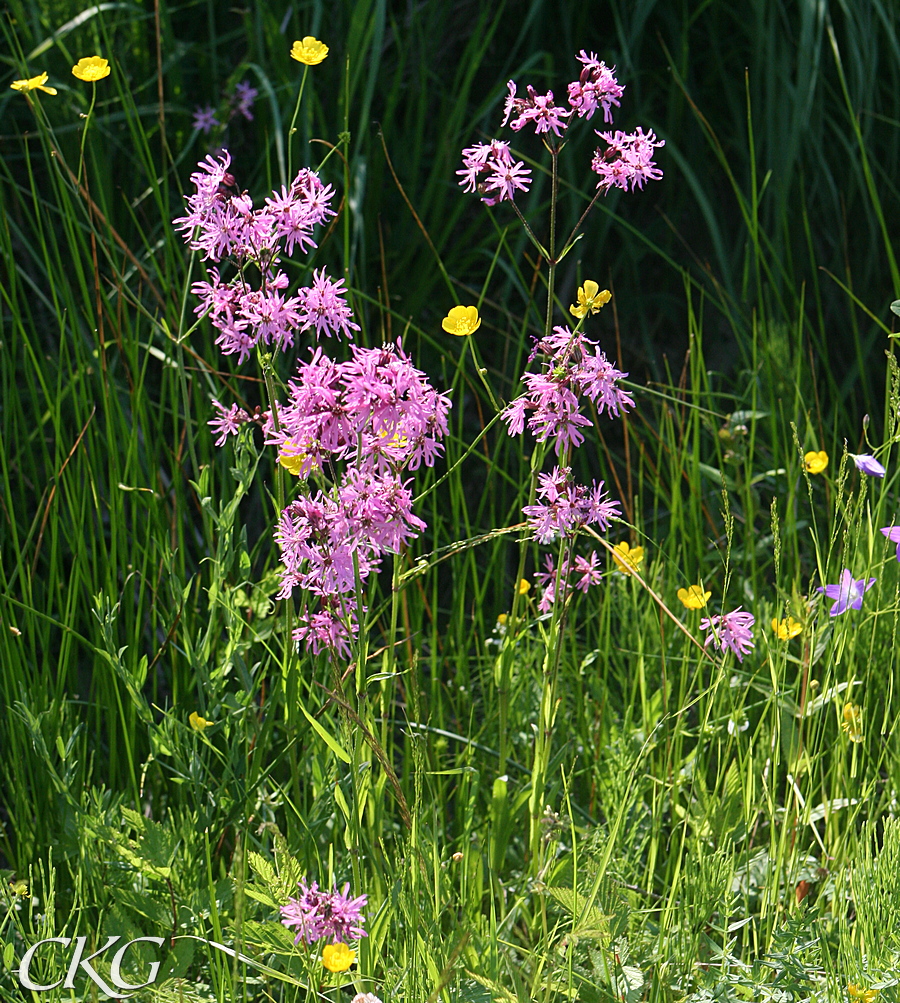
[287,65,310,182]
[76,83,97,188]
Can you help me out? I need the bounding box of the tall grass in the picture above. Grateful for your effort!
[2,2,900,1002]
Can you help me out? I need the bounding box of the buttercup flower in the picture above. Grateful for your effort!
[10,72,57,95]
[189,711,212,731]
[322,943,355,972]
[804,450,828,474]
[291,37,329,65]
[678,585,710,610]
[700,607,756,662]
[850,453,886,477]
[772,616,802,640]
[518,578,531,595]
[570,280,611,319]
[612,541,644,575]
[72,56,110,81]
[816,569,876,617]
[847,983,878,1001]
[442,305,482,336]
[841,703,864,743]
[881,524,900,561]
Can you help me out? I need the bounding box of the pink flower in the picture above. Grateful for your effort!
[457,140,531,204]
[567,51,624,123]
[816,570,876,616]
[502,81,571,136]
[522,466,620,544]
[699,607,756,662]
[297,268,360,340]
[592,127,664,193]
[280,879,367,944]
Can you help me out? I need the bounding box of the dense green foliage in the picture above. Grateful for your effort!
[3,2,900,1001]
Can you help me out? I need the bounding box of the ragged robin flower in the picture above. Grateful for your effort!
[612,541,643,575]
[291,37,329,65]
[72,56,110,81]
[570,280,611,319]
[678,585,710,610]
[772,616,802,640]
[10,71,57,95]
[804,450,828,474]
[442,305,481,336]
[322,943,355,973]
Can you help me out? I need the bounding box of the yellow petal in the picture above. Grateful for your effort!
[189,711,211,731]
[72,56,111,81]
[677,585,710,609]
[442,304,481,336]
[291,37,329,65]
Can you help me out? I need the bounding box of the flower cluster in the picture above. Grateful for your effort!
[503,324,634,456]
[591,126,665,193]
[280,879,367,945]
[457,140,532,206]
[522,466,620,545]
[458,50,662,203]
[267,341,451,654]
[175,152,347,361]
[534,550,604,611]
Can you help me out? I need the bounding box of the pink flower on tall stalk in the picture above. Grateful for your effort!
[502,324,634,455]
[816,569,876,616]
[699,608,756,662]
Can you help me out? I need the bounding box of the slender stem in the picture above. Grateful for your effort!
[560,187,603,258]
[76,83,97,188]
[543,147,560,340]
[287,65,310,182]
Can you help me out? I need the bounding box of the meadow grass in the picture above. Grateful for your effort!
[2,2,900,1002]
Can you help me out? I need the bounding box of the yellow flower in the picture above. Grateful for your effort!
[612,541,644,576]
[677,585,711,610]
[772,616,802,640]
[441,304,482,337]
[841,703,863,743]
[847,985,878,1002]
[189,711,212,732]
[570,280,611,319]
[278,439,318,476]
[10,72,57,96]
[518,578,531,595]
[291,37,329,66]
[804,450,828,474]
[72,56,111,82]
[322,942,355,972]
[496,613,508,627]
[9,879,28,896]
